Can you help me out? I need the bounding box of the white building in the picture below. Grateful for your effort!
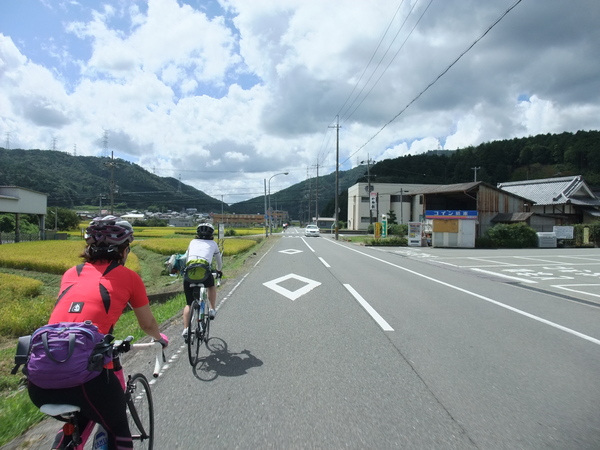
[347,182,432,231]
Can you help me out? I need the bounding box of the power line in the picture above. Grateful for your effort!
[341,0,434,126]
[341,0,524,166]
[336,0,408,121]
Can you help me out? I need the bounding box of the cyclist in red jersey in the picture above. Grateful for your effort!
[27,216,168,450]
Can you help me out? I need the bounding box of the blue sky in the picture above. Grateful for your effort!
[1,0,599,204]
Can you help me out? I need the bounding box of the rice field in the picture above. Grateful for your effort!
[0,240,140,274]
[140,237,257,256]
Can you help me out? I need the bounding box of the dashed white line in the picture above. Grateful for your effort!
[344,284,394,331]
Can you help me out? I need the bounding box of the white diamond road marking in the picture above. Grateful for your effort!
[263,273,321,301]
[279,249,303,255]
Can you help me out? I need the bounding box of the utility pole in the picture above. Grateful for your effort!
[315,162,319,222]
[329,116,340,240]
[472,166,481,182]
[5,132,10,149]
[264,179,268,237]
[361,154,374,225]
[307,167,311,223]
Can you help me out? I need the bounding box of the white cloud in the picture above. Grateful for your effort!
[1,0,600,203]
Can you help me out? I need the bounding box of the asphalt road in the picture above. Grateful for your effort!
[6,231,600,449]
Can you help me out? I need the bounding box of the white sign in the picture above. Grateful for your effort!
[553,226,574,239]
[369,192,377,211]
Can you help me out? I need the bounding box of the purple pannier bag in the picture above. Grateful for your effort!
[26,321,112,389]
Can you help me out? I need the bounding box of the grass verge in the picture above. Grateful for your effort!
[0,237,267,447]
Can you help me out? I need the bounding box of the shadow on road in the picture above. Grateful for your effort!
[192,337,263,381]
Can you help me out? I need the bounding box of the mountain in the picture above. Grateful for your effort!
[2,130,599,220]
[228,165,368,222]
[0,148,225,212]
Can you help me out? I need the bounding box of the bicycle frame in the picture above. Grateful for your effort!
[187,272,221,366]
[38,338,164,449]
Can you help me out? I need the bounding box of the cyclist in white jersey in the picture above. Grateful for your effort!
[181,223,223,341]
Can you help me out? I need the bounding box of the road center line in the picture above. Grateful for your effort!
[319,257,330,268]
[302,237,316,252]
[344,284,394,331]
[326,239,600,346]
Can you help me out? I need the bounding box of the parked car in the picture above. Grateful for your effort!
[305,224,320,237]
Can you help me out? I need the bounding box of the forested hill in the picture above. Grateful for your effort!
[1,130,598,219]
[229,130,600,222]
[369,130,600,186]
[0,149,225,212]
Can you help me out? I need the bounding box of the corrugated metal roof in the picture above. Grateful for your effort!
[491,212,534,223]
[409,181,533,202]
[497,175,593,206]
[408,181,481,195]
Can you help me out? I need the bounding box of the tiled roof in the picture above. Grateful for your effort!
[497,175,595,206]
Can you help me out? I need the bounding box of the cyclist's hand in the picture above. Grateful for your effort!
[216,270,223,278]
[155,333,169,348]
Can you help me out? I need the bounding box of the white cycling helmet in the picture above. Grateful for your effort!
[85,215,134,246]
[196,223,214,239]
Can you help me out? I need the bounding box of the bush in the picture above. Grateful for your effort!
[388,224,407,236]
[475,236,494,248]
[485,223,538,248]
[365,237,407,246]
[573,222,600,246]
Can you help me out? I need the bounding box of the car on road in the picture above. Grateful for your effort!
[305,224,320,237]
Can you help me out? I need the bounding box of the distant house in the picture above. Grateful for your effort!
[497,176,600,227]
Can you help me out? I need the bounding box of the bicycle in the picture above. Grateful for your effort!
[187,271,221,366]
[38,336,164,450]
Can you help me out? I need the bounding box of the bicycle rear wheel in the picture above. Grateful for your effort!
[126,373,154,450]
[202,300,210,345]
[187,299,201,366]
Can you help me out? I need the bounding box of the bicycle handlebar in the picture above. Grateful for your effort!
[112,336,165,378]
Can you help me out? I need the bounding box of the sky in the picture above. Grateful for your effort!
[1,0,599,205]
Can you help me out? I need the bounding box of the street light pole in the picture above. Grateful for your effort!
[268,172,288,234]
[264,179,268,237]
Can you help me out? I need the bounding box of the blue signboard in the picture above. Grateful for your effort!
[425,210,478,219]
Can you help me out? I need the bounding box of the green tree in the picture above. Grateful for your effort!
[386,210,397,225]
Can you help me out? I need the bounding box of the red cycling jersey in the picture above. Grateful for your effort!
[49,261,149,334]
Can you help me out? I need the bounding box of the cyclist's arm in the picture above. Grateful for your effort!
[132,304,162,341]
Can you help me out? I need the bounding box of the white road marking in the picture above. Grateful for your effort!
[280,249,303,254]
[302,238,316,252]
[471,268,537,283]
[326,240,600,346]
[553,284,600,298]
[263,273,322,301]
[319,257,330,268]
[344,284,394,331]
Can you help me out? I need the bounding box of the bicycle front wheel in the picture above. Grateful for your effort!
[187,300,201,366]
[126,373,154,450]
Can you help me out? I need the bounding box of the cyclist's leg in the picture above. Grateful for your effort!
[79,369,133,450]
[207,286,217,310]
[204,273,217,311]
[182,280,194,334]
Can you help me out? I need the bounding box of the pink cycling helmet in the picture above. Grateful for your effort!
[85,215,134,246]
